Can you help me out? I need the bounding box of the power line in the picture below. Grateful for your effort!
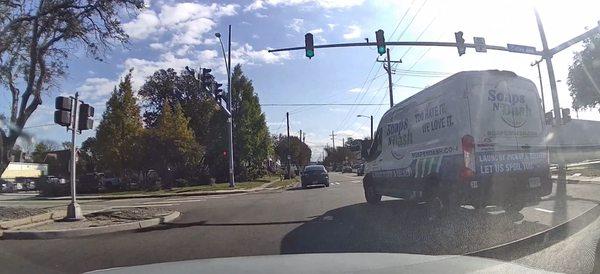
[389,0,418,38]
[394,0,429,41]
[262,103,387,106]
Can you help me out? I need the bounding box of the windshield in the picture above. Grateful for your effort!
[2,1,600,273]
[304,165,326,171]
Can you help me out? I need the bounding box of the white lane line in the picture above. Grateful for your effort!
[165,198,206,202]
[139,201,181,205]
[535,208,555,213]
[133,203,178,207]
[207,195,226,199]
[164,199,207,203]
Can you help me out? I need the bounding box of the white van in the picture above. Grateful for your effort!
[363,70,552,216]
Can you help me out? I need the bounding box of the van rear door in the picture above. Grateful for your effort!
[466,72,548,179]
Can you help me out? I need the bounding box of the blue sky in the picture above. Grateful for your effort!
[3,0,600,160]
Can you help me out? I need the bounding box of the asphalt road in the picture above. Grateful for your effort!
[1,172,600,273]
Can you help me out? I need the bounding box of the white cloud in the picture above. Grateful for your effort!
[255,12,267,18]
[232,43,291,65]
[348,87,361,93]
[149,43,166,50]
[244,0,265,11]
[76,78,118,102]
[123,3,239,48]
[343,25,361,40]
[252,34,260,39]
[307,28,324,34]
[123,10,160,40]
[287,18,304,32]
[244,0,364,11]
[327,23,337,30]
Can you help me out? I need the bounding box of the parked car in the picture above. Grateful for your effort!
[79,173,104,194]
[334,166,342,172]
[301,165,329,188]
[362,70,552,219]
[37,176,69,197]
[342,165,352,173]
[357,164,365,176]
[0,180,15,193]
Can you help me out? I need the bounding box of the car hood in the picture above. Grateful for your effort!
[87,253,553,274]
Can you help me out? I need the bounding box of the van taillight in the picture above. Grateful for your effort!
[461,135,475,180]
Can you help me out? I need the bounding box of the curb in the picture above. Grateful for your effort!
[35,190,253,201]
[467,202,600,260]
[1,211,180,240]
[0,211,65,230]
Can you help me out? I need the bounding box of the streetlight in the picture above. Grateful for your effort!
[357,114,373,141]
[215,26,235,188]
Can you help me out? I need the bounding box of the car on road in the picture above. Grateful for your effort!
[362,71,552,218]
[341,165,352,173]
[301,165,329,188]
[356,164,365,176]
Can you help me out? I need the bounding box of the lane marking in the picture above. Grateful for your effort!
[534,208,554,213]
[139,201,181,205]
[165,198,206,202]
[134,203,178,207]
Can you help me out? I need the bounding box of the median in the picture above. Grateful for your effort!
[34,176,299,200]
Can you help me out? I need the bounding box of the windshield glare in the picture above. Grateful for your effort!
[2,1,600,273]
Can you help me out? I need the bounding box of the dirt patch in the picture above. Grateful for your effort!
[0,207,49,222]
[24,207,172,231]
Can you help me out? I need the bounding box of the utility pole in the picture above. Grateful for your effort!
[66,92,83,221]
[299,130,302,141]
[376,49,402,108]
[227,25,235,188]
[286,112,291,179]
[330,131,336,149]
[342,138,345,148]
[370,115,374,140]
[532,59,547,114]
[535,9,566,196]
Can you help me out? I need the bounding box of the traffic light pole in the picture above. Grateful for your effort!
[66,92,84,221]
[535,10,566,196]
[286,112,291,179]
[227,25,235,188]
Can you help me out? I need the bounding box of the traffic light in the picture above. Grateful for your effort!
[375,29,386,55]
[304,33,314,58]
[78,103,95,130]
[54,96,73,127]
[455,31,466,56]
[213,82,224,104]
[561,108,572,124]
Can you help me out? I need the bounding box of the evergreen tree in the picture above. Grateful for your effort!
[144,102,203,186]
[95,70,145,176]
[230,64,272,180]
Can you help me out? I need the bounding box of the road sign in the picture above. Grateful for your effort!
[507,43,537,54]
[473,37,487,53]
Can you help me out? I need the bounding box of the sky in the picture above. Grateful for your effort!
[2,0,600,161]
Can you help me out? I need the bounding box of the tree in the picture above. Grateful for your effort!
[323,147,357,167]
[144,102,203,186]
[95,71,144,176]
[230,64,272,181]
[569,36,600,111]
[31,142,54,163]
[274,135,311,167]
[79,137,98,174]
[0,0,143,176]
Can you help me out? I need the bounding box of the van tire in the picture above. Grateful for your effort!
[364,181,381,204]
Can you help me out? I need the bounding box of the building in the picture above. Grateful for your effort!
[0,162,48,182]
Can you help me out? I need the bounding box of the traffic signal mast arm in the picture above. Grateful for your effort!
[268,40,544,56]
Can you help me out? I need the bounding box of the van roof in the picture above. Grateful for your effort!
[382,70,527,120]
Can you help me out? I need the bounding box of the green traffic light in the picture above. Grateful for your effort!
[377,46,386,55]
[306,50,314,58]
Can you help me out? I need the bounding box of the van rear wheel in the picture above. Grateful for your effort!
[364,183,381,204]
